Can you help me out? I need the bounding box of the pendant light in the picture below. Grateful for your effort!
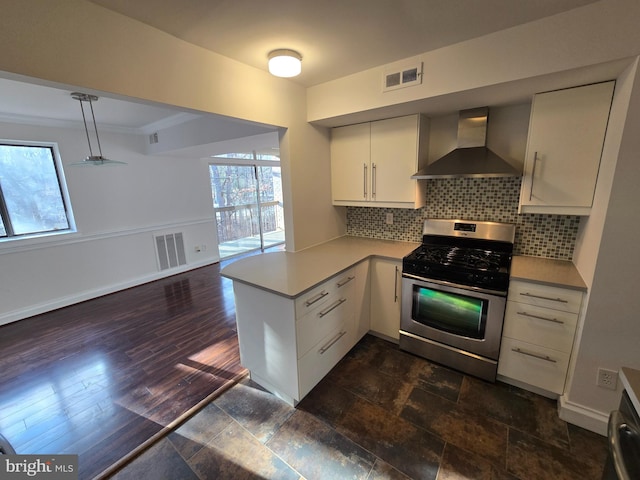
[268,49,302,78]
[69,92,126,166]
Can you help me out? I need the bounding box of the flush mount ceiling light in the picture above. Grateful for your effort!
[268,49,302,78]
[69,92,126,166]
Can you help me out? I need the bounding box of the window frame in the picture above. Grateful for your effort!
[0,140,76,242]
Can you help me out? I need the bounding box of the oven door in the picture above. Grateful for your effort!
[400,275,507,360]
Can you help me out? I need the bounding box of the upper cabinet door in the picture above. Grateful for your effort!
[330,114,429,209]
[331,122,371,204]
[370,115,421,204]
[519,81,615,215]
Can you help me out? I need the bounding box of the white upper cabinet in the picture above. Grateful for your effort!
[331,122,371,203]
[331,114,429,209]
[519,81,615,215]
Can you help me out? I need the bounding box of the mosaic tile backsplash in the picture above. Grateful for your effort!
[346,177,580,260]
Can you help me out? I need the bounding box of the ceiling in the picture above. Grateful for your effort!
[88,0,600,88]
[0,0,613,155]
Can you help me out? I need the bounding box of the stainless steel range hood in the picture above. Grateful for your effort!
[412,107,520,179]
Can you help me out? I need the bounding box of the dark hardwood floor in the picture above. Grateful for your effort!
[0,261,247,479]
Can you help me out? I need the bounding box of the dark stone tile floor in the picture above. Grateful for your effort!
[109,335,608,480]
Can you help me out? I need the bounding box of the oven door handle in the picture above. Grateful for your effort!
[401,273,508,297]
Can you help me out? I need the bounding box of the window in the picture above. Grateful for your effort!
[0,142,74,239]
[209,152,284,258]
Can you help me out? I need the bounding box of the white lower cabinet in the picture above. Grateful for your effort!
[498,279,583,395]
[233,267,360,405]
[370,258,402,341]
[354,260,371,341]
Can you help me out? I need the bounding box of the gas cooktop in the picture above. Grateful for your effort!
[403,219,515,293]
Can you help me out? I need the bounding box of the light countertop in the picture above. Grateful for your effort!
[510,255,587,291]
[222,238,588,297]
[621,367,640,415]
[221,236,418,298]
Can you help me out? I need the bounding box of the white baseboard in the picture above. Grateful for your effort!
[0,258,219,327]
[558,394,609,436]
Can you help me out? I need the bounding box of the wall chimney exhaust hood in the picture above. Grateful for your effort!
[412,107,520,179]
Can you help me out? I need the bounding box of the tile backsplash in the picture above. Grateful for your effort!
[346,177,580,260]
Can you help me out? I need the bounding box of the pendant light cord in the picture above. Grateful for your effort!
[87,98,104,158]
[78,98,95,158]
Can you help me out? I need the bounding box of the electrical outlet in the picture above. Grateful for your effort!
[194,245,201,253]
[597,368,618,390]
[385,213,394,225]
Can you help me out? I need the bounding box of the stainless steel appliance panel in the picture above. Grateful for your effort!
[401,276,506,360]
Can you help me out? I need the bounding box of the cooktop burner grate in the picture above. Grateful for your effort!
[403,219,515,292]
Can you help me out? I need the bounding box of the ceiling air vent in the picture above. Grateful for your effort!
[382,62,423,92]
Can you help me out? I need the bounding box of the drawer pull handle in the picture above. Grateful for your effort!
[512,347,557,363]
[318,298,347,318]
[319,330,347,354]
[517,311,565,325]
[305,290,329,307]
[336,276,355,288]
[519,292,568,303]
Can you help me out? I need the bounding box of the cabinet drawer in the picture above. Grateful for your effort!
[297,289,354,359]
[508,280,582,313]
[498,337,570,394]
[503,301,578,353]
[298,320,353,399]
[294,269,356,318]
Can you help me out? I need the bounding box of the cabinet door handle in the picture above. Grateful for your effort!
[394,265,399,303]
[517,311,565,325]
[336,276,355,288]
[318,298,347,318]
[512,347,557,363]
[304,290,329,307]
[363,163,368,199]
[319,330,347,354]
[529,151,539,201]
[519,292,569,303]
[372,163,377,199]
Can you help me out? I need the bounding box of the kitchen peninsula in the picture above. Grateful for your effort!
[221,236,417,405]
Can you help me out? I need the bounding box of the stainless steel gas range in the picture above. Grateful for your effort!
[399,219,516,382]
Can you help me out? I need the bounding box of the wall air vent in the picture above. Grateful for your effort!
[154,232,187,271]
[382,62,423,92]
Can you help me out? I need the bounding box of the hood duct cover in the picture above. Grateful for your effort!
[412,107,520,179]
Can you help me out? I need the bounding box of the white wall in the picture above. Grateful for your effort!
[307,0,640,123]
[0,120,219,325]
[562,59,640,431]
[0,0,345,254]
